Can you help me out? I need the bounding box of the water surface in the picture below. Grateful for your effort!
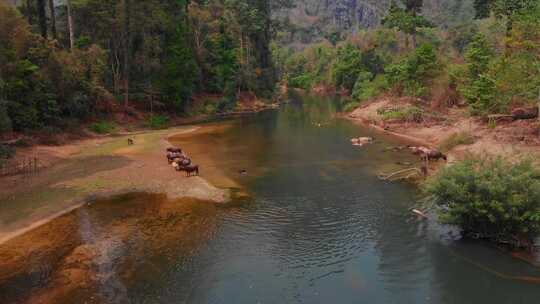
[1,94,540,303]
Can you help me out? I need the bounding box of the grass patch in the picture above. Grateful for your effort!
[0,144,15,167]
[377,106,424,123]
[146,115,170,129]
[438,131,475,152]
[89,121,116,134]
[342,100,361,113]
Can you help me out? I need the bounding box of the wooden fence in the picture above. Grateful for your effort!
[0,157,41,177]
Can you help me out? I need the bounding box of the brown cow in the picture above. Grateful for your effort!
[177,164,199,177]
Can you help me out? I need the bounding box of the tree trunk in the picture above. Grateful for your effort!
[47,0,56,40]
[123,0,131,108]
[411,11,417,49]
[36,0,47,39]
[66,0,74,49]
[26,0,33,24]
[411,29,417,50]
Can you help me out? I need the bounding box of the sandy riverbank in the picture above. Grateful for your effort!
[0,125,232,246]
[347,98,540,163]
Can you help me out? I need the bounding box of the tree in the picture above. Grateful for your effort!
[123,0,130,108]
[385,43,439,97]
[473,0,537,34]
[36,0,47,38]
[25,0,33,24]
[460,33,496,114]
[382,0,431,49]
[332,43,365,92]
[47,0,56,40]
[66,0,74,49]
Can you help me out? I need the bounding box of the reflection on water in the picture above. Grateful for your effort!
[2,93,540,303]
[0,193,221,304]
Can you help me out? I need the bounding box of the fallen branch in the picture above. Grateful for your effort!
[378,167,422,181]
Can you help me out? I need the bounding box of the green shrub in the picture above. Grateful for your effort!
[289,74,314,90]
[217,96,236,113]
[342,101,361,113]
[438,131,475,152]
[424,157,540,244]
[332,43,365,91]
[385,43,440,98]
[146,115,170,129]
[0,101,12,133]
[203,103,217,115]
[378,106,424,123]
[460,33,498,114]
[0,144,14,160]
[332,44,385,92]
[89,121,116,134]
[352,74,389,101]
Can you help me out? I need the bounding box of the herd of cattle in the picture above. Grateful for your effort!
[166,147,200,176]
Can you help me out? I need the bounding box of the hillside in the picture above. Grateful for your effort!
[281,0,475,45]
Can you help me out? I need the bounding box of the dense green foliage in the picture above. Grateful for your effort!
[425,157,540,243]
[385,43,440,97]
[146,115,170,130]
[377,105,425,122]
[280,0,539,116]
[0,5,107,131]
[1,0,538,134]
[1,0,292,134]
[89,121,116,134]
[382,0,432,48]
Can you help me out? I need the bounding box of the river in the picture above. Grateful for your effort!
[1,93,540,303]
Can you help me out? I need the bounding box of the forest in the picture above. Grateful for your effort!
[0,0,295,134]
[279,0,539,117]
[0,0,538,134]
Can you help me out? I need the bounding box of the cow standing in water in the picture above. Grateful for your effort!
[408,146,447,161]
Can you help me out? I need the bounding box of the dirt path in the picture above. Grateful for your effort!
[0,126,230,245]
[348,98,540,163]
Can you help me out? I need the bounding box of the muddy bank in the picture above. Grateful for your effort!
[0,126,232,246]
[347,98,540,163]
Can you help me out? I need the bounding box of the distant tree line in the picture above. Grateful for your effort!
[278,0,539,116]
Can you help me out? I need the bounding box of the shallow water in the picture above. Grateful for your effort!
[2,93,540,303]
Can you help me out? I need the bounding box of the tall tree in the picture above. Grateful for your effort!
[36,0,47,38]
[405,0,423,48]
[47,0,56,39]
[66,0,74,49]
[26,0,33,24]
[123,0,130,108]
[382,0,431,49]
[473,0,537,34]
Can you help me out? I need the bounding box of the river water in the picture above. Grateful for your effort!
[1,94,540,303]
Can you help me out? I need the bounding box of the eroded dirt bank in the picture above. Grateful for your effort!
[347,98,540,163]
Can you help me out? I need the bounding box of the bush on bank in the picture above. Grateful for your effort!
[424,156,540,246]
